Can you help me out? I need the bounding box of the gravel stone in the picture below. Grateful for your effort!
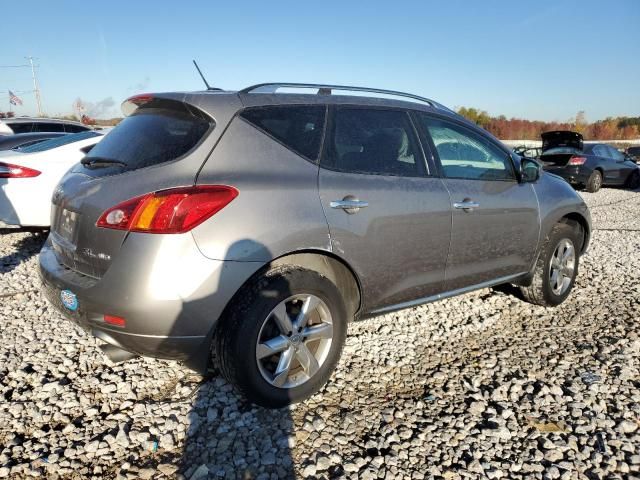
[1,188,640,478]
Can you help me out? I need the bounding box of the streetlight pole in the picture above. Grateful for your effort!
[26,56,42,117]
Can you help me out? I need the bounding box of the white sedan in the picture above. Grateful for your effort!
[0,131,105,227]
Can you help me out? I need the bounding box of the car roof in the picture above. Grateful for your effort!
[126,86,504,149]
[0,131,68,140]
[146,84,461,119]
[0,117,88,127]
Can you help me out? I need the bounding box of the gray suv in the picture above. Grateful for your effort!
[39,83,591,407]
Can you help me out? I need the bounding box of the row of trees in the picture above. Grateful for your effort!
[457,107,640,140]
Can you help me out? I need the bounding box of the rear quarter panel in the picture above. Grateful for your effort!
[193,116,331,262]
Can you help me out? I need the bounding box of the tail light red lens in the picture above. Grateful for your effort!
[568,156,587,165]
[122,93,154,116]
[96,185,238,234]
[0,162,41,178]
[104,314,126,327]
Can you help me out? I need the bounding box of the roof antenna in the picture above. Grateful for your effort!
[192,60,221,91]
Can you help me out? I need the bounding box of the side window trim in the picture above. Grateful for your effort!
[410,111,444,178]
[407,110,433,176]
[418,112,518,182]
[320,104,429,178]
[239,105,327,164]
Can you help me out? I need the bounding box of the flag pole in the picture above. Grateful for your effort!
[26,56,42,117]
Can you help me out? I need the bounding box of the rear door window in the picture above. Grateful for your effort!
[81,107,212,176]
[240,106,326,161]
[321,107,425,177]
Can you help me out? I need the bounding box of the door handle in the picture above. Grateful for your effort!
[453,200,480,211]
[330,198,369,214]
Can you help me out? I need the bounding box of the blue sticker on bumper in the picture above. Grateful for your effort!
[60,289,78,311]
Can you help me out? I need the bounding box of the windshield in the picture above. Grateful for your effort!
[15,130,100,153]
[541,147,580,155]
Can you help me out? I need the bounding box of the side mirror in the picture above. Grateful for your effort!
[520,157,541,183]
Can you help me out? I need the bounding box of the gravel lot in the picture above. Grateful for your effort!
[1,187,639,480]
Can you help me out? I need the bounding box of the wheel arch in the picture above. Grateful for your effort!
[194,249,362,375]
[559,212,590,254]
[268,249,362,318]
[516,210,591,289]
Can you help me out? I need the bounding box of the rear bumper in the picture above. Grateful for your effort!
[543,166,591,185]
[0,180,51,227]
[39,234,265,372]
[40,275,209,367]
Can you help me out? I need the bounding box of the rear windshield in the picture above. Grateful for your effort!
[15,131,100,153]
[81,107,212,176]
[541,147,580,155]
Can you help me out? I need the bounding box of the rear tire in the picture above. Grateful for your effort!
[625,169,640,190]
[214,266,348,408]
[585,170,602,193]
[519,222,581,307]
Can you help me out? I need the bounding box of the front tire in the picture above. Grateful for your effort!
[585,170,602,193]
[519,222,581,307]
[215,266,348,408]
[625,169,640,190]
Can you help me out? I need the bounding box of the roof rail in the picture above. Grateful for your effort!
[239,83,456,114]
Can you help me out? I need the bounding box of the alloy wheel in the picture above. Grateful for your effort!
[549,238,575,296]
[593,173,602,190]
[255,294,333,389]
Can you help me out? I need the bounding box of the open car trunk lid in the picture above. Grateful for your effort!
[541,131,584,152]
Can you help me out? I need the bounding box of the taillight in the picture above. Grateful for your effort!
[104,314,126,327]
[568,156,587,165]
[96,185,238,234]
[0,162,41,178]
[121,93,154,116]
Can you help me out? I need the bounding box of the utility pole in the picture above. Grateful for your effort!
[26,56,42,117]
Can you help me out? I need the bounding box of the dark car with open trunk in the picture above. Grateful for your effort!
[540,131,640,192]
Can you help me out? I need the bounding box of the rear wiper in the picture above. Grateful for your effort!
[81,157,127,169]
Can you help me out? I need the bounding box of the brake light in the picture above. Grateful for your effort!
[122,93,154,116]
[0,162,41,178]
[104,314,126,327]
[568,156,587,165]
[96,185,238,234]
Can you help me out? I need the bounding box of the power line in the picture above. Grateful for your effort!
[0,57,43,116]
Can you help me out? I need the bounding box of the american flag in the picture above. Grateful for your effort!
[9,90,23,106]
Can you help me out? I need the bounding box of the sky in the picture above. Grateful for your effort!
[1,0,639,122]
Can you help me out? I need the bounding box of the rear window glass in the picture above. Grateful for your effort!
[8,123,34,134]
[82,108,212,175]
[33,122,66,132]
[65,124,90,133]
[240,106,326,161]
[541,147,580,155]
[16,131,100,153]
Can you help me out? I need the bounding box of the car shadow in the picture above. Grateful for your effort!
[165,239,297,478]
[0,228,48,275]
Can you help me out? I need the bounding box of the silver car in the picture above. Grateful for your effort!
[39,83,591,407]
